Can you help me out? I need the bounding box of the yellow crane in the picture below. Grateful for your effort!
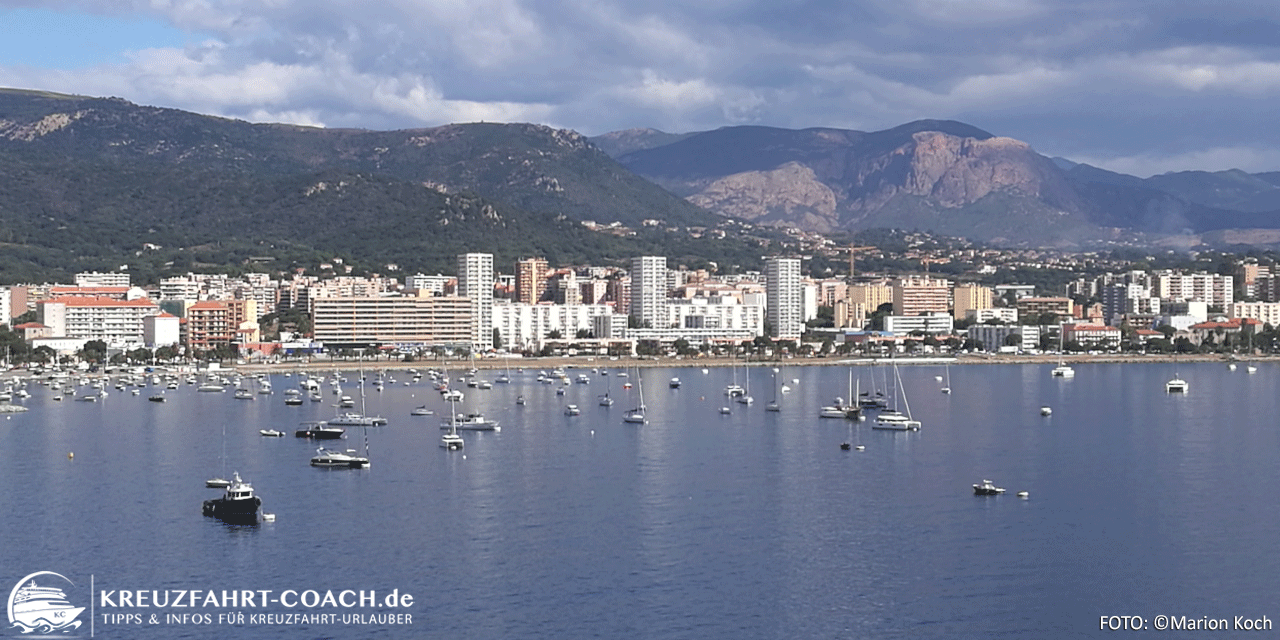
[846,245,877,277]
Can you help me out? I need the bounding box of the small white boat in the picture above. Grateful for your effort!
[564,404,581,416]
[1166,376,1189,393]
[411,405,434,416]
[1040,406,1052,416]
[719,406,731,414]
[973,479,1006,495]
[259,429,285,437]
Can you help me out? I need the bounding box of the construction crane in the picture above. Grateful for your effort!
[846,246,877,278]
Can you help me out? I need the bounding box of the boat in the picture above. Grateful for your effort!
[564,404,581,416]
[259,429,285,437]
[338,395,355,408]
[858,365,889,409]
[1248,365,1258,374]
[440,396,464,450]
[872,362,921,431]
[1165,376,1189,393]
[598,393,614,407]
[623,369,647,424]
[669,377,681,389]
[973,479,1006,495]
[148,394,166,402]
[294,421,345,439]
[205,477,231,488]
[515,395,526,405]
[327,412,387,427]
[818,403,847,419]
[8,575,85,633]
[284,396,303,406]
[940,364,952,394]
[411,405,434,416]
[719,406,731,414]
[439,413,500,431]
[202,472,263,523]
[1040,406,1052,416]
[309,446,369,469]
[440,388,464,402]
[234,388,254,400]
[1051,330,1074,378]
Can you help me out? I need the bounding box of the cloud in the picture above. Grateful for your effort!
[2,0,1280,172]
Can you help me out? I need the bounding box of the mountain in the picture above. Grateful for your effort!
[0,88,739,282]
[597,121,1280,247]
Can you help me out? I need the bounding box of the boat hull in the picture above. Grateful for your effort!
[202,496,261,523]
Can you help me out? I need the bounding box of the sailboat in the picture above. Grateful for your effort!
[206,422,231,487]
[872,361,921,431]
[440,395,465,450]
[766,370,781,412]
[1050,327,1075,378]
[858,364,888,410]
[736,366,754,405]
[623,369,647,424]
[599,374,615,406]
[328,370,388,427]
[940,363,951,394]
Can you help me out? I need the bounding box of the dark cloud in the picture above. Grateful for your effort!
[2,0,1280,174]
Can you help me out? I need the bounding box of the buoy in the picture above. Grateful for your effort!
[590,430,594,436]
[462,455,466,460]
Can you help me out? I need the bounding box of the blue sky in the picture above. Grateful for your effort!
[2,0,1279,177]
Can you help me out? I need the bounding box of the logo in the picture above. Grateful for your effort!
[7,572,84,634]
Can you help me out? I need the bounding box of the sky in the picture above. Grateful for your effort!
[1,0,1279,177]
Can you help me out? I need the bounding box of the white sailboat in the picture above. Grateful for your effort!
[623,368,647,424]
[766,369,781,412]
[440,395,465,450]
[940,363,951,394]
[872,361,921,431]
[1051,327,1074,378]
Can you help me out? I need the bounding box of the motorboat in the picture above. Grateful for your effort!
[411,405,434,416]
[719,406,731,414]
[515,395,526,405]
[310,446,369,469]
[327,412,387,427]
[440,389,464,402]
[205,477,231,488]
[623,409,647,424]
[599,394,614,407]
[973,479,1006,495]
[202,472,262,523]
[669,377,681,389]
[294,421,345,439]
[1040,406,1052,416]
[818,404,847,419]
[148,394,166,402]
[1050,363,1075,378]
[440,431,464,450]
[259,429,285,437]
[234,388,254,400]
[564,404,581,416]
[766,400,780,412]
[439,413,500,431]
[1166,376,1189,393]
[338,395,355,408]
[284,396,303,406]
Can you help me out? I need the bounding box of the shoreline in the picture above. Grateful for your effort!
[230,352,1271,376]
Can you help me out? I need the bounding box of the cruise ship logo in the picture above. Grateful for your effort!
[7,572,84,634]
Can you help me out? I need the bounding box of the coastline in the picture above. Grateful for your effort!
[231,352,1268,376]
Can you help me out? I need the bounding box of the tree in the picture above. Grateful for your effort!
[1003,333,1022,347]
[154,345,179,361]
[575,329,593,339]
[546,329,563,340]
[79,340,108,364]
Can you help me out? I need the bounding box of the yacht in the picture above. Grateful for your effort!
[818,401,848,419]
[259,429,286,437]
[202,472,262,523]
[294,421,346,439]
[234,388,254,400]
[309,446,369,469]
[1050,363,1075,378]
[973,479,1006,495]
[564,404,581,416]
[439,413,500,431]
[327,412,387,427]
[9,577,85,634]
[410,405,434,416]
[1165,376,1189,393]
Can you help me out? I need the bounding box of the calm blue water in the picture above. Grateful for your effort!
[2,361,1278,639]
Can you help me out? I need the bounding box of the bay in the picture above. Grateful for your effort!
[2,360,1276,639]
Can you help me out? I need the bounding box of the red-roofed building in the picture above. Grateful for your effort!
[48,286,133,301]
[37,297,160,346]
[13,322,52,341]
[1187,317,1260,347]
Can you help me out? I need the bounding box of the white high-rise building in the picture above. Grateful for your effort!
[765,257,803,340]
[457,253,495,350]
[630,256,668,328]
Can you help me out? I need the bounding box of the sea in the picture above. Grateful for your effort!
[2,360,1278,639]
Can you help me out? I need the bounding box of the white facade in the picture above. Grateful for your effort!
[967,324,1041,352]
[966,308,1019,324]
[0,288,10,329]
[143,313,181,348]
[490,303,613,351]
[765,257,803,340]
[666,296,764,335]
[1155,272,1233,305]
[630,256,668,327]
[75,271,130,287]
[457,253,495,350]
[1227,301,1280,327]
[407,274,452,294]
[38,298,160,347]
[884,313,955,335]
